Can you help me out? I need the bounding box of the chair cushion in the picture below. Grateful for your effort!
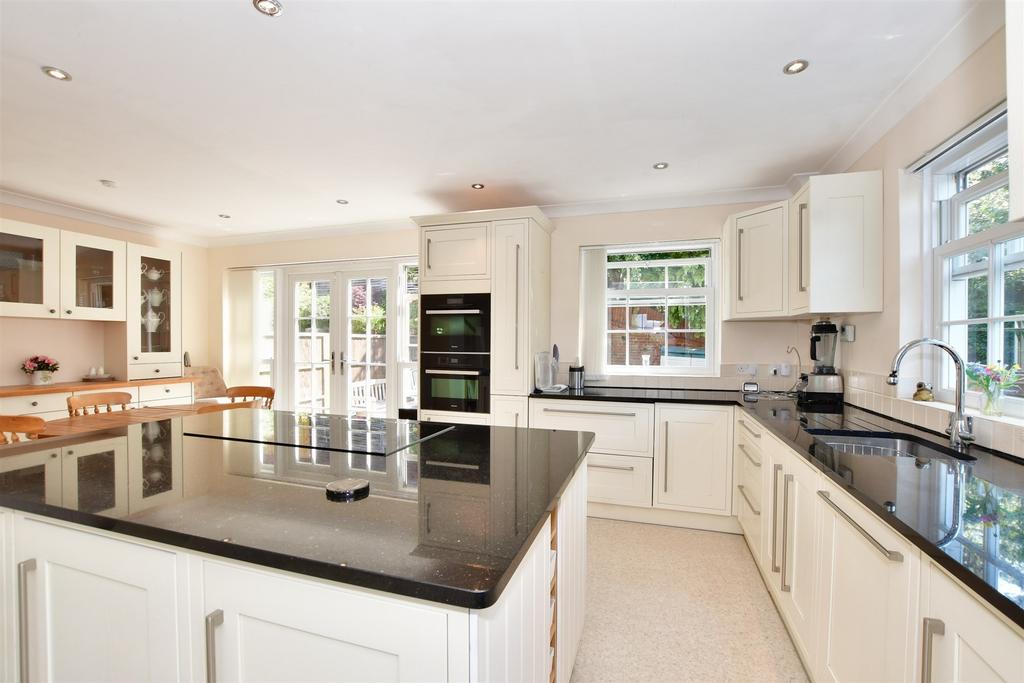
[185,366,229,399]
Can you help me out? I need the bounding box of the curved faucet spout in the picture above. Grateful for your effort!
[888,338,974,451]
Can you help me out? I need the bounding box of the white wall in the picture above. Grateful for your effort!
[0,204,209,385]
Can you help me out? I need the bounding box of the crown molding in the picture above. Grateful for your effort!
[205,217,418,248]
[538,184,791,219]
[0,188,210,247]
[821,0,1005,174]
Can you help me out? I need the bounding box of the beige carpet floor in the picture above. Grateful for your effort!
[571,518,809,683]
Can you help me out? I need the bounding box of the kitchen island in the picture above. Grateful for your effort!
[0,410,593,682]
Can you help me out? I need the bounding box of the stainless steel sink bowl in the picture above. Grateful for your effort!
[808,432,975,462]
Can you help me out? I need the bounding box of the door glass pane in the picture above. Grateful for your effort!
[75,245,114,310]
[0,463,47,504]
[139,256,172,354]
[0,232,45,304]
[349,277,387,418]
[76,450,117,513]
[140,420,173,498]
[294,279,332,414]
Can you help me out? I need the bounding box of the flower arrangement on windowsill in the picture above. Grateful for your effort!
[21,355,60,386]
[966,362,1022,417]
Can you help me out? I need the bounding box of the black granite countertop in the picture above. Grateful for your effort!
[533,387,1024,629]
[0,410,594,609]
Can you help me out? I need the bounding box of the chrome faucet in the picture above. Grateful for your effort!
[887,338,974,451]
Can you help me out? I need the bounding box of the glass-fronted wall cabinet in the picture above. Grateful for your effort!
[60,231,126,321]
[0,219,61,318]
[126,244,182,366]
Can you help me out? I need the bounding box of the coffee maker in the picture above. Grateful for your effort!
[797,319,844,409]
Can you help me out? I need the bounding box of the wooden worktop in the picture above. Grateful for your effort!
[0,376,195,398]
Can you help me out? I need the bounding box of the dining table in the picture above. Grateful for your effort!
[38,404,202,437]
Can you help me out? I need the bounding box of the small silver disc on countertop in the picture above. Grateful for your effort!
[326,478,370,502]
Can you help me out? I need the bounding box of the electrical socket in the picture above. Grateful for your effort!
[736,364,757,377]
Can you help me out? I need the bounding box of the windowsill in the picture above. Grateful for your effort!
[599,368,721,379]
[893,394,1024,428]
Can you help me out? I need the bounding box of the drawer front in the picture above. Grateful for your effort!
[0,392,70,415]
[586,453,653,508]
[138,382,192,402]
[127,362,182,380]
[419,410,491,426]
[530,400,653,457]
[735,414,766,442]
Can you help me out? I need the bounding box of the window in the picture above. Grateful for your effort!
[398,263,419,410]
[932,124,1019,404]
[602,243,717,375]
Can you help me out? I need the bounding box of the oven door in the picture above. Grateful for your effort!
[420,368,490,413]
[422,294,490,353]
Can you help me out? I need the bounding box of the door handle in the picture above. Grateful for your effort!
[736,227,744,302]
[331,351,336,374]
[798,202,808,292]
[920,618,945,683]
[424,369,481,376]
[205,608,224,683]
[771,464,783,573]
[663,422,669,493]
[514,243,520,371]
[587,463,636,472]
[780,473,794,592]
[18,559,36,683]
[426,238,432,269]
[737,485,760,515]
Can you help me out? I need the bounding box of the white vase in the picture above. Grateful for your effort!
[30,370,54,386]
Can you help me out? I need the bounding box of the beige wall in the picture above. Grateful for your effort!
[842,29,1007,377]
[0,204,209,385]
[550,205,806,370]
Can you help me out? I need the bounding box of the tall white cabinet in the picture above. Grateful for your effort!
[724,169,883,320]
[413,207,552,427]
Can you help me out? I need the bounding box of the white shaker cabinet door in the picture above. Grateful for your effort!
[491,394,529,428]
[200,560,450,682]
[0,219,61,318]
[653,404,733,514]
[420,223,490,282]
[13,515,186,682]
[490,220,529,395]
[59,230,127,321]
[730,203,786,317]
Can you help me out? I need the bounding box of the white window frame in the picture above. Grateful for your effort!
[602,242,718,377]
[932,146,1019,412]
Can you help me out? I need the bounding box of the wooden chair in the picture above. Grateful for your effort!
[226,386,275,409]
[195,400,260,414]
[67,391,134,417]
[0,415,47,444]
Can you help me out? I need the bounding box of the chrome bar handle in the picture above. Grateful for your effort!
[780,473,794,592]
[818,491,904,562]
[514,243,520,371]
[587,463,635,472]
[798,202,808,292]
[424,369,481,376]
[426,238,431,269]
[738,419,761,439]
[542,408,636,418]
[771,464,783,573]
[738,443,761,467]
[663,422,670,493]
[18,559,36,683]
[737,485,760,515]
[921,618,945,683]
[737,228,744,301]
[205,608,224,683]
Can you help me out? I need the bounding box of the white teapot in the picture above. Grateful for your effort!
[141,263,165,281]
[142,310,165,333]
[144,288,167,307]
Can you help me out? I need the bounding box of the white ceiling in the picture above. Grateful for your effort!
[0,0,988,241]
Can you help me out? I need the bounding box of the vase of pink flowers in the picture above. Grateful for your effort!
[21,356,60,386]
[966,362,1022,417]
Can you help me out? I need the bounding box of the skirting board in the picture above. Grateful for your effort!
[588,502,742,535]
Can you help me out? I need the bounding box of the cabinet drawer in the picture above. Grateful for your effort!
[586,453,652,508]
[138,382,191,402]
[530,399,653,457]
[127,362,182,380]
[0,392,70,415]
[419,409,490,425]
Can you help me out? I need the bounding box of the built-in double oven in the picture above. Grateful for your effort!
[420,293,490,414]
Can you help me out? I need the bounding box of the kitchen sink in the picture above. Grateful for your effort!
[807,432,976,462]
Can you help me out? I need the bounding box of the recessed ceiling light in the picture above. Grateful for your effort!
[783,59,809,75]
[336,199,349,205]
[41,66,71,81]
[253,0,283,17]
[471,183,485,189]
[98,179,117,188]
[218,214,231,219]
[652,162,669,170]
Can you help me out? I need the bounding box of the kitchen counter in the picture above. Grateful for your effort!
[0,410,594,608]
[533,387,1024,629]
[0,376,194,397]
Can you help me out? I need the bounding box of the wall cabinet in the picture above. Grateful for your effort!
[653,404,733,514]
[126,244,182,368]
[814,478,919,683]
[0,219,61,318]
[420,223,490,282]
[727,203,788,318]
[59,230,126,321]
[13,515,186,682]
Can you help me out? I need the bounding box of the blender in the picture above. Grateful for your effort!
[796,319,844,408]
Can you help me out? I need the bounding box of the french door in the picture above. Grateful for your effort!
[287,270,393,417]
